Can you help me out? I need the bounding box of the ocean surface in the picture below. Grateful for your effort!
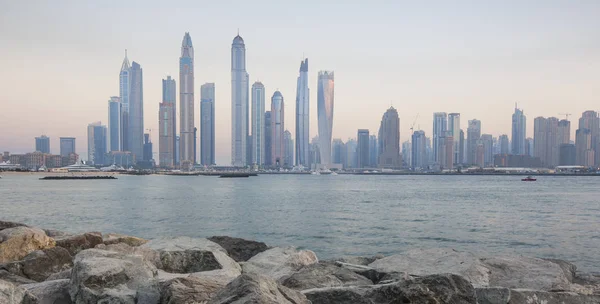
[1,174,599,272]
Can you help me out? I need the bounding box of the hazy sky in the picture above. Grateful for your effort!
[1,1,599,164]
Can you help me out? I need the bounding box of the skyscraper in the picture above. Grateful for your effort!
[511,106,526,155]
[401,140,411,167]
[264,111,272,166]
[559,144,576,166]
[59,137,76,157]
[108,96,121,152]
[448,113,461,164]
[545,117,560,167]
[558,119,571,145]
[317,71,334,167]
[345,139,357,169]
[432,112,447,164]
[87,122,107,165]
[578,111,600,165]
[179,32,195,168]
[499,135,509,154]
[576,128,594,166]
[128,61,144,162]
[466,119,481,165]
[533,117,547,163]
[159,102,174,167]
[411,130,427,170]
[119,51,130,152]
[295,59,309,167]
[459,129,465,165]
[35,135,50,153]
[357,129,370,168]
[369,135,378,167]
[284,130,293,167]
[200,83,215,166]
[231,33,249,166]
[162,76,176,158]
[378,107,401,168]
[143,133,152,161]
[270,91,284,167]
[481,134,493,166]
[251,82,265,165]
[438,134,454,169]
[332,139,345,166]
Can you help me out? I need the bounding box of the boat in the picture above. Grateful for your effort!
[521,176,537,181]
[219,173,257,178]
[310,171,321,175]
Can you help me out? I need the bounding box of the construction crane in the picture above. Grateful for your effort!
[410,113,420,132]
[559,113,571,120]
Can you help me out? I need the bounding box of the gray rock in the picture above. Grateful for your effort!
[0,221,27,231]
[281,262,373,290]
[207,236,269,262]
[242,247,318,281]
[159,276,224,304]
[0,269,37,285]
[481,255,573,291]
[55,232,103,256]
[2,247,73,282]
[103,233,148,247]
[510,289,600,304]
[23,279,72,304]
[0,226,55,263]
[95,243,161,268]
[475,287,511,304]
[0,279,38,304]
[69,249,160,304]
[208,273,309,304]
[333,262,391,284]
[144,237,227,254]
[46,269,71,281]
[43,229,71,238]
[328,255,384,266]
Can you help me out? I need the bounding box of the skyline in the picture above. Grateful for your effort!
[1,1,600,165]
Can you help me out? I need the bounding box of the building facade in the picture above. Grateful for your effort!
[128,61,144,162]
[180,32,195,168]
[295,59,310,167]
[251,82,265,165]
[200,83,215,166]
[159,102,175,167]
[499,134,509,154]
[357,129,370,168]
[162,76,176,160]
[284,130,293,167]
[317,71,334,167]
[108,96,121,152]
[270,91,284,167]
[119,51,130,152]
[511,106,527,155]
[448,113,461,165]
[578,111,600,166]
[432,112,447,164]
[35,135,50,154]
[411,130,427,170]
[59,137,76,157]
[378,107,401,168]
[87,122,107,165]
[264,111,272,166]
[231,34,249,166]
[466,119,481,165]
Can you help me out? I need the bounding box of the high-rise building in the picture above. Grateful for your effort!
[533,116,560,167]
[481,134,493,166]
[558,120,571,145]
[466,119,481,165]
[499,135,509,154]
[559,144,576,166]
[59,137,76,157]
[317,71,334,167]
[143,133,152,161]
[459,129,465,165]
[378,107,401,168]
[438,134,454,170]
[162,76,176,159]
[35,135,50,154]
[432,112,447,164]
[270,91,285,167]
[180,32,195,168]
[128,61,144,162]
[401,140,411,167]
[411,130,427,170]
[357,129,370,168]
[284,130,293,167]
[295,59,309,167]
[533,117,547,164]
[525,138,534,157]
[578,111,600,166]
[475,142,485,167]
[251,82,265,165]
[576,128,594,166]
[264,111,272,166]
[158,102,175,167]
[108,97,121,152]
[448,113,460,164]
[231,33,249,166]
[193,127,197,164]
[369,135,378,167]
[175,135,180,165]
[87,122,107,165]
[200,83,215,166]
[511,106,526,155]
[345,139,357,169]
[332,139,345,166]
[309,136,321,167]
[119,51,130,152]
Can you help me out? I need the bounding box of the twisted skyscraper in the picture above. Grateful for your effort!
[317,71,334,167]
[179,32,195,168]
[231,33,249,166]
[295,59,309,167]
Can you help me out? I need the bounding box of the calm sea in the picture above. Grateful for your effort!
[1,174,599,272]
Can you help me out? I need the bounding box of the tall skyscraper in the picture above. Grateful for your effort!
[432,112,447,164]
[499,134,509,154]
[578,111,600,166]
[402,140,411,167]
[119,51,130,152]
[411,130,427,169]
[35,135,50,153]
[438,134,454,169]
[128,61,144,162]
[576,128,594,166]
[143,133,152,161]
[264,111,272,166]
[332,139,345,166]
[545,117,560,167]
[108,96,121,152]
[511,106,526,155]
[345,139,357,168]
[533,117,547,163]
[180,32,195,168]
[448,113,461,164]
[270,91,284,167]
[357,129,370,168]
[317,71,334,167]
[525,138,534,157]
[481,134,493,166]
[200,83,215,166]
[558,119,571,145]
[59,137,76,157]
[251,82,265,165]
[369,135,378,167]
[295,59,310,167]
[559,144,576,166]
[175,135,180,166]
[284,130,293,167]
[378,107,401,168]
[459,129,465,165]
[162,76,176,158]
[159,102,175,167]
[87,122,107,165]
[466,119,481,165]
[231,33,249,166]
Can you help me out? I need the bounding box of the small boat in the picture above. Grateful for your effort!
[521,176,536,181]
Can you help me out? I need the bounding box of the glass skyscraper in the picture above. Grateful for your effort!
[179,33,195,168]
[432,112,448,164]
[251,82,265,165]
[270,91,284,167]
[317,71,334,167]
[119,51,130,152]
[231,33,249,166]
[295,59,309,167]
[87,122,107,165]
[108,96,121,152]
[200,83,215,166]
[59,137,76,157]
[35,135,50,154]
[512,106,527,155]
[128,61,144,162]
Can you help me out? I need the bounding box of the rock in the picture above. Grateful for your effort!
[0,269,37,285]
[1,247,72,282]
[103,233,148,247]
[23,279,72,304]
[282,262,373,290]
[144,237,227,254]
[69,249,160,303]
[328,255,384,266]
[0,220,27,231]
[0,226,55,263]
[46,269,71,281]
[303,273,477,304]
[159,276,224,304]
[333,262,390,284]
[0,279,38,304]
[207,236,269,262]
[511,289,600,304]
[368,248,490,287]
[573,272,600,295]
[242,247,318,281]
[208,273,309,304]
[95,243,161,268]
[475,287,511,304]
[55,232,103,256]
[43,229,71,238]
[481,256,573,291]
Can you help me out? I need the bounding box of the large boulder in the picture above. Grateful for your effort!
[46,269,71,281]
[0,226,55,263]
[0,279,38,304]
[207,236,269,262]
[208,273,309,304]
[55,232,103,256]
[476,287,600,304]
[103,233,148,247]
[0,269,37,285]
[0,220,27,231]
[23,279,72,304]
[159,276,224,304]
[242,247,318,281]
[481,256,574,291]
[327,255,384,266]
[281,262,373,290]
[2,247,73,282]
[69,249,160,304]
[303,273,477,304]
[368,248,490,287]
[95,243,161,267]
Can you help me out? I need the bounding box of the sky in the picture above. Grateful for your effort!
[1,1,599,164]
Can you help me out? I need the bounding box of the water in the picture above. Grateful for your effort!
[1,174,599,272]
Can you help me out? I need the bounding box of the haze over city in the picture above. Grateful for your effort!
[1,1,599,165]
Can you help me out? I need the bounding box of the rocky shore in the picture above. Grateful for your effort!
[1,220,599,303]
